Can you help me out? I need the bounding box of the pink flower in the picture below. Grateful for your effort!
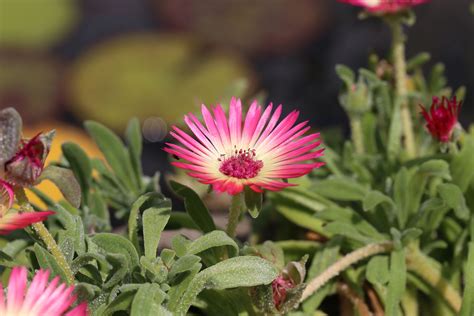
[272,275,295,310]
[420,96,461,143]
[0,267,88,316]
[0,180,54,235]
[338,0,429,13]
[165,98,324,195]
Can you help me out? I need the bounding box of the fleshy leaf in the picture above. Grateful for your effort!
[0,107,22,167]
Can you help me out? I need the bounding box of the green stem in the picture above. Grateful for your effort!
[226,192,244,238]
[390,20,416,158]
[15,188,75,285]
[300,242,393,302]
[350,115,365,154]
[406,247,462,313]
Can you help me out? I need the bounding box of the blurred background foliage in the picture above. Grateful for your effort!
[0,0,473,179]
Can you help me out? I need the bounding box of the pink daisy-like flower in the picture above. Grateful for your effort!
[338,0,429,13]
[0,267,88,316]
[165,97,324,195]
[420,96,461,143]
[0,180,54,235]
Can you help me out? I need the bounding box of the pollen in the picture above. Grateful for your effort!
[219,149,263,179]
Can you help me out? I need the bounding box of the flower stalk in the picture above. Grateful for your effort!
[390,19,416,158]
[226,192,244,238]
[300,242,393,301]
[350,115,365,154]
[15,188,75,285]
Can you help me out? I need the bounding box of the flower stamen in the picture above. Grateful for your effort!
[219,149,263,179]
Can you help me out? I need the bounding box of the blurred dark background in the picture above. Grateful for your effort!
[0,0,473,177]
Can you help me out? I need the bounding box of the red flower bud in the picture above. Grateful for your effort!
[272,275,295,310]
[4,133,51,186]
[420,96,461,143]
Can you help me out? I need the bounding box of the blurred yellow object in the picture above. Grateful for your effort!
[0,0,78,49]
[0,52,63,124]
[69,34,254,131]
[23,122,102,208]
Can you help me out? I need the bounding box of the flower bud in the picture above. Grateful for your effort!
[4,131,55,187]
[420,96,461,143]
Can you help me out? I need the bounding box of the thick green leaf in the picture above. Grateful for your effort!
[167,212,199,230]
[38,165,81,208]
[419,159,451,180]
[125,118,144,191]
[175,256,278,315]
[336,64,355,87]
[186,230,238,258]
[460,242,474,316]
[171,235,191,257]
[362,112,377,154]
[317,207,385,242]
[62,142,92,201]
[438,183,469,220]
[84,121,138,192]
[303,238,341,312]
[167,262,201,312]
[91,233,139,270]
[366,255,390,285]
[33,244,70,284]
[128,193,168,254]
[170,181,216,233]
[276,204,327,235]
[363,190,396,212]
[451,136,474,192]
[104,254,128,289]
[168,255,201,280]
[385,249,406,316]
[313,177,369,201]
[387,103,402,160]
[407,52,431,70]
[244,186,263,218]
[0,107,22,166]
[131,283,167,316]
[143,204,171,259]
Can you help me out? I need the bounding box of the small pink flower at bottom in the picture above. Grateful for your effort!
[338,0,429,13]
[420,96,461,143]
[272,275,295,310]
[165,98,324,195]
[0,267,88,316]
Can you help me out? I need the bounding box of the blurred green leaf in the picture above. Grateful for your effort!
[62,142,92,202]
[303,238,341,312]
[38,165,81,208]
[438,183,469,220]
[386,249,406,316]
[170,181,216,234]
[460,242,474,316]
[125,118,144,191]
[451,136,474,192]
[0,107,22,166]
[244,186,263,218]
[85,121,138,193]
[313,177,369,201]
[366,255,390,285]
